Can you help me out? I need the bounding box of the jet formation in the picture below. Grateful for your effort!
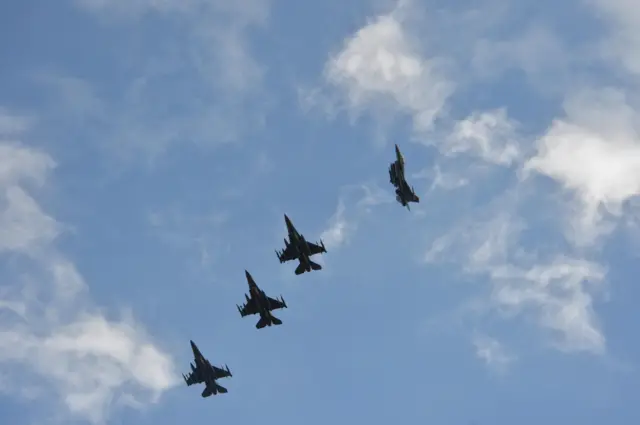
[184,144,419,398]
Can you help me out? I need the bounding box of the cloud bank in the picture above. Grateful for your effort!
[0,111,178,424]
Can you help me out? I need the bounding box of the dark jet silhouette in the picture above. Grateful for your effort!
[388,144,420,210]
[275,214,327,275]
[182,340,231,398]
[237,270,287,329]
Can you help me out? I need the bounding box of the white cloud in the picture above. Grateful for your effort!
[321,3,454,136]
[472,333,515,373]
[443,108,522,165]
[523,88,640,246]
[0,117,178,423]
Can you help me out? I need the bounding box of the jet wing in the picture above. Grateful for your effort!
[266,296,287,311]
[211,364,232,379]
[238,297,259,317]
[277,243,298,263]
[306,241,326,256]
[183,370,203,387]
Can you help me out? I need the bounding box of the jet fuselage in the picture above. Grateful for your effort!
[246,278,276,320]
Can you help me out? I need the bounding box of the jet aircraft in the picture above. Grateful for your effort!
[237,270,287,329]
[183,340,232,398]
[388,144,420,210]
[276,214,327,275]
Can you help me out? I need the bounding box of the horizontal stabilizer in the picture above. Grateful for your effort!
[271,316,282,325]
[294,262,306,275]
[201,387,214,398]
[310,261,322,271]
[256,316,269,329]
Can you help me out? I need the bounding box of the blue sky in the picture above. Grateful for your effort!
[1,0,640,424]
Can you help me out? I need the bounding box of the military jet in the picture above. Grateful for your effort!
[183,340,232,398]
[276,214,327,275]
[388,144,420,210]
[237,270,287,329]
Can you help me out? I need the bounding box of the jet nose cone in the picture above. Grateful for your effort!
[245,270,251,278]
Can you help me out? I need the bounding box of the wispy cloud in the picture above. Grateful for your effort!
[425,200,607,355]
[471,25,571,93]
[0,112,178,424]
[320,182,393,252]
[472,333,516,374]
[0,108,33,136]
[587,0,640,76]
[443,108,523,166]
[34,0,271,164]
[147,205,230,278]
[320,200,351,251]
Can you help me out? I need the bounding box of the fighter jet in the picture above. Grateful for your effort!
[182,340,232,398]
[388,144,420,210]
[237,270,287,329]
[275,214,327,275]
